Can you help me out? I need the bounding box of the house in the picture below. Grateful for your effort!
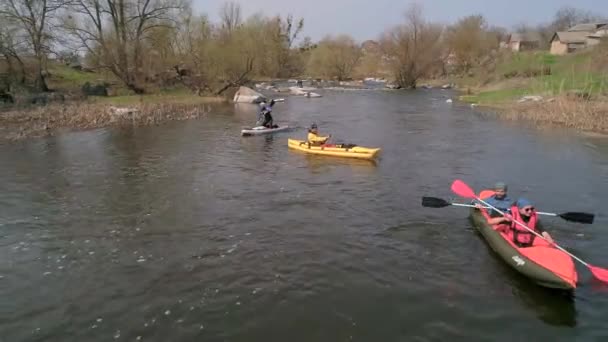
[550,23,608,55]
[361,40,380,55]
[506,32,541,52]
[587,29,608,47]
[550,31,590,55]
[567,23,608,32]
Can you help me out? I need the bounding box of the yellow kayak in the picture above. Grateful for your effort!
[287,139,381,160]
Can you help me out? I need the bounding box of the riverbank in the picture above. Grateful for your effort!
[0,95,226,141]
[469,96,608,133]
[447,47,608,133]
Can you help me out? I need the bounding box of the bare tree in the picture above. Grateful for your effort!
[171,11,215,94]
[263,14,304,78]
[219,1,241,36]
[212,20,258,95]
[380,4,444,88]
[0,17,27,85]
[0,0,70,91]
[64,0,186,94]
[551,7,604,31]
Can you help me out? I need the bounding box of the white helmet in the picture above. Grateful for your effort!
[259,101,267,108]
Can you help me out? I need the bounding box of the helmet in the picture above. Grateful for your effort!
[259,101,267,108]
[310,123,318,129]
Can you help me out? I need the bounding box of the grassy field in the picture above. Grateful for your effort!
[90,92,227,106]
[452,43,608,132]
[457,45,608,105]
[41,63,227,105]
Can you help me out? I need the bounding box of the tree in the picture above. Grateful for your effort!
[0,17,27,85]
[210,22,258,95]
[220,1,241,33]
[551,7,603,31]
[446,15,499,73]
[64,0,186,94]
[267,14,304,77]
[380,4,444,88]
[299,36,315,51]
[307,35,361,81]
[0,0,70,91]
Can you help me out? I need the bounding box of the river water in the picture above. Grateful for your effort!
[1,89,608,341]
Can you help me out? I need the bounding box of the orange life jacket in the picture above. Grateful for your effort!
[508,205,538,247]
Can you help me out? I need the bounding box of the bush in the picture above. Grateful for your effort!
[82,82,109,96]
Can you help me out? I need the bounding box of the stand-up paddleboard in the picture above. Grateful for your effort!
[241,125,290,136]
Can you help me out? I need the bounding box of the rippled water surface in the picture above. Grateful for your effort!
[2,89,608,341]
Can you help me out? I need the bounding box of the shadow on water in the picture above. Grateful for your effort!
[472,228,578,327]
[512,281,577,327]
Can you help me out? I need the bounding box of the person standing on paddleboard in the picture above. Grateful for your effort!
[475,182,513,217]
[255,100,277,128]
[255,101,267,127]
[261,100,277,128]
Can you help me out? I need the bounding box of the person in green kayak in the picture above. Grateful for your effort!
[475,182,513,217]
[489,198,555,247]
[307,123,331,146]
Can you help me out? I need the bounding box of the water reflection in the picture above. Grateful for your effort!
[474,229,578,327]
[514,282,577,327]
[2,89,608,341]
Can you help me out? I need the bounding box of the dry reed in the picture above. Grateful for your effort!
[497,96,608,132]
[0,102,220,141]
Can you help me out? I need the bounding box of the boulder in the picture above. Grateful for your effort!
[233,86,266,103]
[289,87,322,98]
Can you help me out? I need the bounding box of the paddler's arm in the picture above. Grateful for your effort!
[535,220,554,243]
[487,216,510,225]
[309,135,330,143]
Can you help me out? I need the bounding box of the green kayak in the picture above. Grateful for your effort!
[469,206,577,290]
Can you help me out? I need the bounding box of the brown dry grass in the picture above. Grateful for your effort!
[495,96,608,132]
[0,101,221,141]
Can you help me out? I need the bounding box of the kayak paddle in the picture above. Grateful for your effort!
[451,179,608,284]
[421,196,594,224]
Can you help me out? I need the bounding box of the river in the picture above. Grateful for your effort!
[1,89,608,341]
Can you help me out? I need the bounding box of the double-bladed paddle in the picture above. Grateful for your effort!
[450,179,608,284]
[421,196,595,224]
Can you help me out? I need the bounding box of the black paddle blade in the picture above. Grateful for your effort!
[559,212,595,224]
[421,197,451,208]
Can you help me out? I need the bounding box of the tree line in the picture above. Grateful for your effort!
[0,1,604,94]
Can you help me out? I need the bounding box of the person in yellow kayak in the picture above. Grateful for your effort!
[307,123,331,146]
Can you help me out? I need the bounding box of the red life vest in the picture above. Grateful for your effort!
[508,205,538,247]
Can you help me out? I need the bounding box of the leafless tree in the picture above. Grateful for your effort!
[219,1,241,35]
[0,0,71,91]
[380,4,444,88]
[272,14,304,77]
[63,0,186,94]
[0,18,27,85]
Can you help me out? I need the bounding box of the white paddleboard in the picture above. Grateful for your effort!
[241,125,290,136]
